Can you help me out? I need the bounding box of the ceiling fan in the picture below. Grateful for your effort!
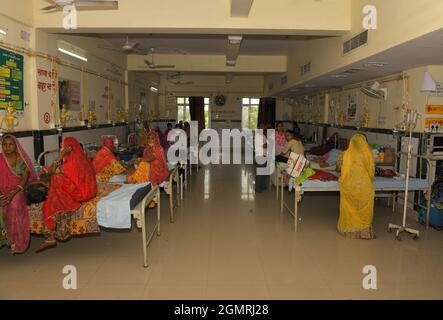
[167,73,193,85]
[100,35,149,55]
[360,81,388,100]
[142,48,175,69]
[41,0,118,11]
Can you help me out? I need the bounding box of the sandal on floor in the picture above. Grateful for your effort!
[35,240,57,253]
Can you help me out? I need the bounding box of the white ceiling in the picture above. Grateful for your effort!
[97,34,305,55]
[277,27,443,97]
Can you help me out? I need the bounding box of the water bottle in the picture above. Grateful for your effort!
[379,147,385,163]
[33,161,40,174]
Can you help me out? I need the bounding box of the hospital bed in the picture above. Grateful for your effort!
[35,150,172,267]
[108,163,182,223]
[29,181,161,268]
[276,152,432,232]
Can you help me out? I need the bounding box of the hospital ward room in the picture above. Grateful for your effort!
[2,0,443,305]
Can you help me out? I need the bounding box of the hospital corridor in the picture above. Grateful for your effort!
[1,163,443,300]
[2,0,443,307]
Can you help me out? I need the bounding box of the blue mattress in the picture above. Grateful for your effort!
[299,174,429,191]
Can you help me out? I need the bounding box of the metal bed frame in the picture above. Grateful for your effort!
[131,186,161,267]
[163,165,182,222]
[37,150,163,267]
[276,153,433,232]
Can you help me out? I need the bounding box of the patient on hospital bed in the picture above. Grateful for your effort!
[308,149,343,171]
[92,137,126,184]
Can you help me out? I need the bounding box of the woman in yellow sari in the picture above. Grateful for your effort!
[338,133,376,240]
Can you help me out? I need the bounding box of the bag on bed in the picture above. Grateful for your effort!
[286,152,309,178]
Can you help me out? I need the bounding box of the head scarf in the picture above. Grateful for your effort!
[61,137,97,193]
[0,134,37,182]
[92,137,117,174]
[102,137,115,153]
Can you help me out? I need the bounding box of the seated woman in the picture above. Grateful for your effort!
[338,133,376,240]
[127,131,169,185]
[138,120,151,148]
[38,137,98,252]
[92,137,126,183]
[276,130,305,163]
[0,135,37,254]
[275,122,288,156]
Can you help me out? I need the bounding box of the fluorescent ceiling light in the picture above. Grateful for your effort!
[228,35,243,45]
[58,47,88,62]
[364,62,388,68]
[226,60,237,66]
[0,28,7,35]
[150,86,159,93]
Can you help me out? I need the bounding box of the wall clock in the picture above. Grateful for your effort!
[215,95,226,106]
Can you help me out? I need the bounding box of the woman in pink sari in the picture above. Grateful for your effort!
[0,135,37,254]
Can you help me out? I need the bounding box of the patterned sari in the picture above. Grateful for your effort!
[144,132,169,186]
[92,137,125,183]
[43,137,97,231]
[338,134,376,239]
[0,135,37,252]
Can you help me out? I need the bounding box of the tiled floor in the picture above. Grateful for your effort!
[1,164,443,300]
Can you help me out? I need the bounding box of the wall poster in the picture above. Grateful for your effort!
[347,93,357,120]
[0,48,24,110]
[58,78,81,111]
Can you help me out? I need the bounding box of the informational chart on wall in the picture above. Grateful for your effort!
[0,48,24,110]
[425,105,443,129]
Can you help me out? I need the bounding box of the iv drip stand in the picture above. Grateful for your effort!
[388,109,420,241]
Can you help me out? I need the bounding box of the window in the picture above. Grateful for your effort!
[242,97,260,130]
[177,97,210,128]
[177,97,190,123]
[204,97,210,129]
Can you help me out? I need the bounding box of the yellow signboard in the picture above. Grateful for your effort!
[425,118,443,128]
[426,105,443,115]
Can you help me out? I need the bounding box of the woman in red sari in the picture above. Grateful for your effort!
[0,135,37,254]
[92,137,125,183]
[143,131,170,186]
[38,137,97,252]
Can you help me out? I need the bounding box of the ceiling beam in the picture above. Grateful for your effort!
[230,0,254,18]
[226,35,242,66]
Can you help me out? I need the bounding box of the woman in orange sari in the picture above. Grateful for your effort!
[92,137,125,183]
[38,137,97,252]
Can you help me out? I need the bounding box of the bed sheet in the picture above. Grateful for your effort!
[298,172,428,191]
[96,183,152,229]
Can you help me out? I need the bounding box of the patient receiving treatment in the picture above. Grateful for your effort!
[36,137,98,252]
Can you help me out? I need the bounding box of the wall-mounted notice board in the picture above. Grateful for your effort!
[0,48,24,110]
